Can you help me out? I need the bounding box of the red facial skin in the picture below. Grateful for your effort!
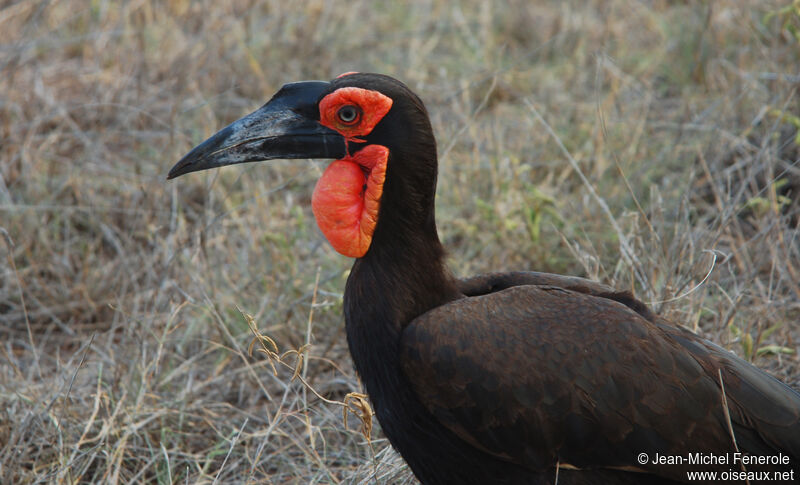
[318,87,393,142]
[311,85,393,258]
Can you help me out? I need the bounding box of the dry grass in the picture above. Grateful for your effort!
[1,0,799,483]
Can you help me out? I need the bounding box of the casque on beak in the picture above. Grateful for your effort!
[168,81,346,180]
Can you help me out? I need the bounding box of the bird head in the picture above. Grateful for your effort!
[169,73,438,259]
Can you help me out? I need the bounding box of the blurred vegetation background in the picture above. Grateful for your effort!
[1,0,799,483]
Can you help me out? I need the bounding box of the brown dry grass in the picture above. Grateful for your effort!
[1,0,799,483]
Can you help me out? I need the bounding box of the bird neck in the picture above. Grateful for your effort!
[342,164,460,399]
[343,239,457,409]
[354,142,459,318]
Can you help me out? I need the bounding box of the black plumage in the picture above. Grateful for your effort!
[170,73,800,484]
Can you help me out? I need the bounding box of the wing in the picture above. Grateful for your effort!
[457,271,619,296]
[400,282,800,481]
[458,271,655,320]
[652,318,800,458]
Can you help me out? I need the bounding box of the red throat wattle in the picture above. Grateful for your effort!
[312,145,389,258]
[311,85,393,258]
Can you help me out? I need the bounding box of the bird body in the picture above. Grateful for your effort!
[170,73,800,484]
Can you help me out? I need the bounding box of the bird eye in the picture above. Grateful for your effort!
[337,105,360,124]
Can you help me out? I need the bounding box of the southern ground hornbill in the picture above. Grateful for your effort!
[169,73,800,484]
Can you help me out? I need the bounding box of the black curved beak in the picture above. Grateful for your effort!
[168,81,346,180]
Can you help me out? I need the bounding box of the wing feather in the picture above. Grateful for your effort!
[401,283,800,480]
